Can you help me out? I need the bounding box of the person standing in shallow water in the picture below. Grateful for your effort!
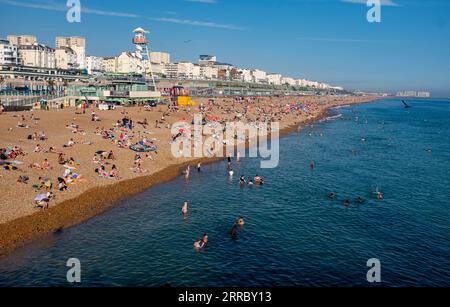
[182,201,188,215]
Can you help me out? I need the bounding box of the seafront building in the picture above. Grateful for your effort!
[7,35,37,46]
[117,52,143,74]
[86,56,105,74]
[55,47,77,70]
[150,52,170,64]
[198,55,217,66]
[0,32,344,96]
[267,73,282,85]
[0,39,22,66]
[396,90,431,98]
[19,44,56,69]
[282,77,297,86]
[103,57,118,73]
[55,36,86,69]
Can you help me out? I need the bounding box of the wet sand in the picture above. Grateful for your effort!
[0,95,379,256]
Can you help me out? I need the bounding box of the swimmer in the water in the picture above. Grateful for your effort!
[228,167,234,177]
[248,180,254,186]
[193,239,204,249]
[184,165,190,179]
[239,175,246,185]
[343,199,350,206]
[197,162,201,172]
[202,233,208,245]
[328,192,337,199]
[356,197,365,204]
[376,191,383,200]
[181,201,188,215]
[310,160,315,171]
[375,187,383,200]
[237,217,245,226]
[254,175,263,185]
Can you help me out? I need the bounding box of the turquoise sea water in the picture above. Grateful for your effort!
[0,99,449,287]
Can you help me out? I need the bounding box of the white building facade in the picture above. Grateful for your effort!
[150,52,170,64]
[267,73,282,85]
[55,37,86,69]
[55,47,77,70]
[19,44,55,68]
[0,39,22,66]
[252,69,267,83]
[117,52,142,74]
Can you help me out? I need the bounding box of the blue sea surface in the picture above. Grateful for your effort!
[0,99,449,287]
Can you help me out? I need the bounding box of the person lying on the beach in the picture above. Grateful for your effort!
[130,163,147,174]
[29,162,43,169]
[137,118,148,128]
[64,170,84,184]
[17,175,29,184]
[3,164,19,171]
[33,144,44,153]
[92,153,104,164]
[94,166,110,178]
[45,146,61,154]
[16,121,30,128]
[63,138,76,148]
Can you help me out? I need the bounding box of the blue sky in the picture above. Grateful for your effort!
[0,0,449,96]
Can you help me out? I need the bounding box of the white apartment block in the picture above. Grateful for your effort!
[200,65,218,79]
[238,69,253,83]
[7,35,37,46]
[55,36,86,69]
[55,47,77,69]
[143,60,166,76]
[296,79,320,88]
[19,44,55,69]
[86,56,104,74]
[199,55,217,66]
[117,52,143,74]
[0,39,21,66]
[252,69,267,84]
[103,57,117,73]
[282,77,296,86]
[150,52,170,64]
[164,62,201,79]
[267,73,282,85]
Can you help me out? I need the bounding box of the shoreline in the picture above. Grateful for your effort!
[0,97,380,257]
